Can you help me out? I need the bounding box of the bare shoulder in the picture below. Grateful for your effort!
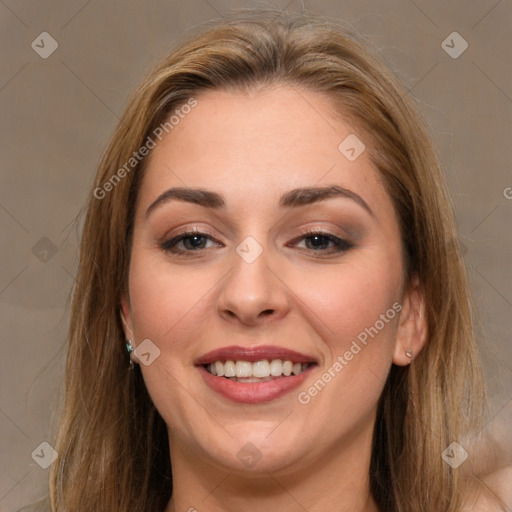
[461,466,512,511]
[481,466,512,506]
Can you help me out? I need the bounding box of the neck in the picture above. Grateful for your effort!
[164,421,380,512]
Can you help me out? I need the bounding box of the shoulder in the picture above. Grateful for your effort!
[461,465,512,511]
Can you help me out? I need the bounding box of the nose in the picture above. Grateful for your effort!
[216,246,290,327]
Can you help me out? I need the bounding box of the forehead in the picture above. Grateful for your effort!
[137,85,393,218]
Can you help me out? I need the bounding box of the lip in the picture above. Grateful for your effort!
[198,364,317,404]
[194,345,317,365]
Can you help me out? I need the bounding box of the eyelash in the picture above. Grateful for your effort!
[160,227,354,256]
[292,228,354,254]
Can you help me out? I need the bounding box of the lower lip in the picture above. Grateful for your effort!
[198,365,316,404]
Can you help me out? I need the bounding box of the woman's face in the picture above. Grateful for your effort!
[122,85,422,477]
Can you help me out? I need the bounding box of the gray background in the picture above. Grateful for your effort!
[1,0,511,510]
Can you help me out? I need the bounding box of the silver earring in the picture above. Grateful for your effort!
[406,349,413,358]
[125,340,135,370]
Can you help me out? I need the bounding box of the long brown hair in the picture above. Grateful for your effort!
[49,7,485,511]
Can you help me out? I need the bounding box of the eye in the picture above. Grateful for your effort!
[160,228,354,256]
[290,229,354,255]
[160,229,222,254]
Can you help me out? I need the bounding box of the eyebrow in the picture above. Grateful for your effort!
[145,185,374,218]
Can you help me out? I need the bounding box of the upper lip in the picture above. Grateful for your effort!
[194,345,318,365]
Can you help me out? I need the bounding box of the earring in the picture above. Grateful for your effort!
[125,340,135,370]
[406,349,413,358]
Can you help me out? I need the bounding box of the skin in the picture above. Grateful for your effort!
[121,85,427,512]
[462,427,512,510]
[462,467,512,511]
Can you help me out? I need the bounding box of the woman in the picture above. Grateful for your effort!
[47,7,508,512]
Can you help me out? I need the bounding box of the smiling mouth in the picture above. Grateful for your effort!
[204,359,316,382]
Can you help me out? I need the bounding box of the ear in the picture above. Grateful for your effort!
[120,293,134,342]
[392,274,427,366]
[120,294,139,365]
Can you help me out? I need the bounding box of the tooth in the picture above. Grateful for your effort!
[214,361,224,377]
[270,359,283,376]
[253,360,271,378]
[224,360,236,377]
[236,360,252,378]
[213,359,307,379]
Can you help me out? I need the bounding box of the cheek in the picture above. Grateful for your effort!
[290,253,403,428]
[126,251,217,429]
[127,249,214,343]
[297,251,402,350]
